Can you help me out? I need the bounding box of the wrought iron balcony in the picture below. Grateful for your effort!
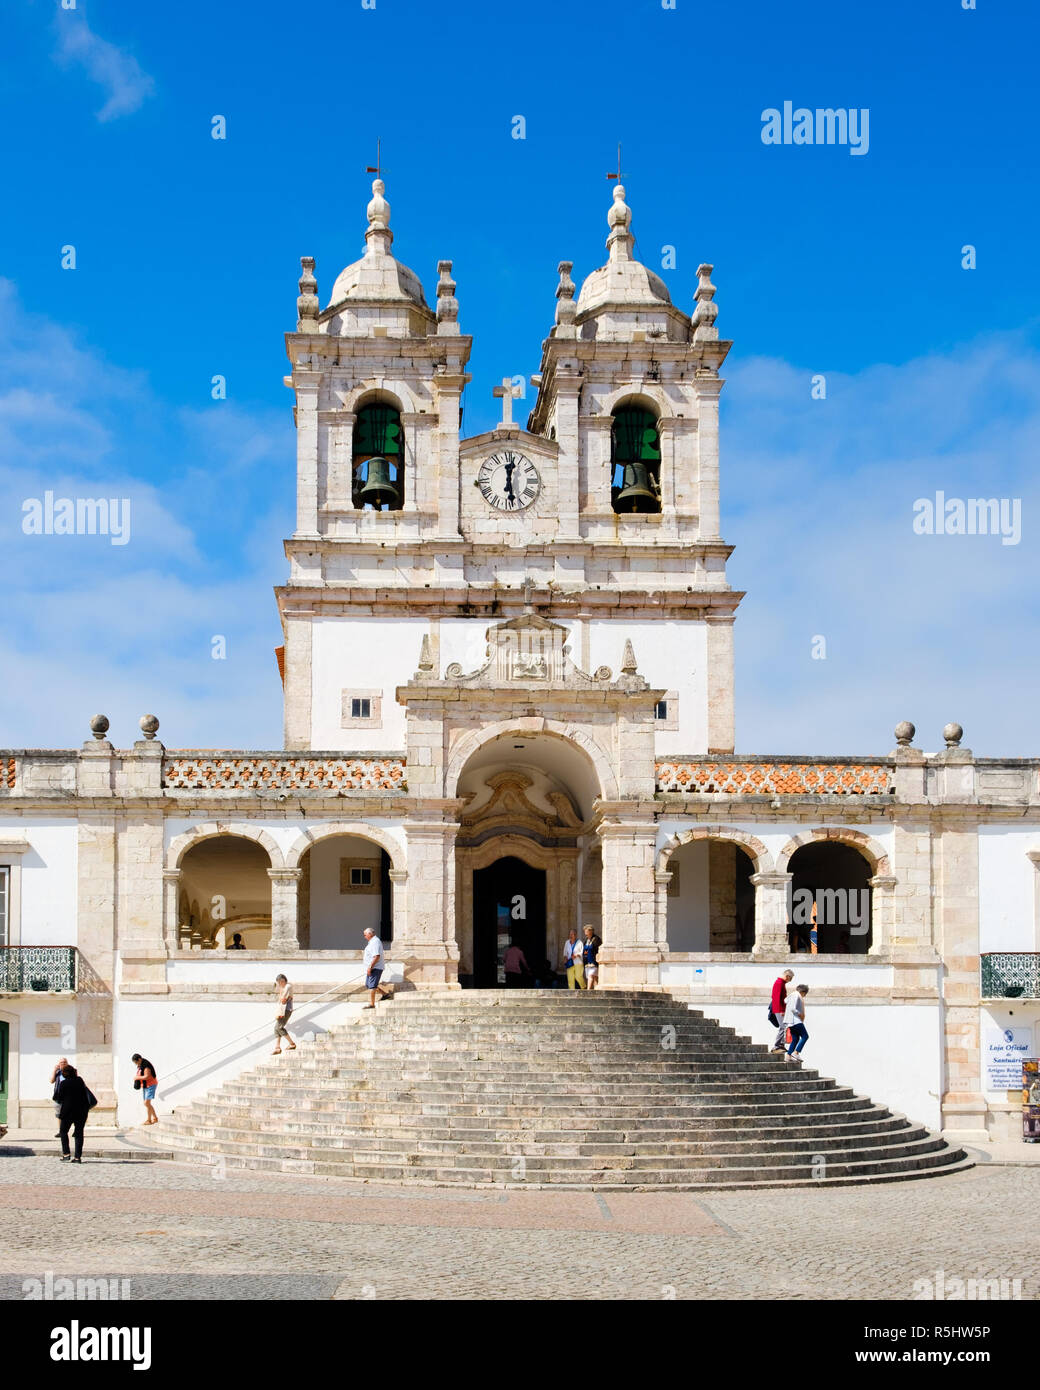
[0,946,77,993]
[981,952,1040,1000]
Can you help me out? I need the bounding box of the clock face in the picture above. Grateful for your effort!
[477,451,541,512]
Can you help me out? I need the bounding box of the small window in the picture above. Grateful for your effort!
[655,701,668,720]
[341,690,382,729]
[340,857,381,894]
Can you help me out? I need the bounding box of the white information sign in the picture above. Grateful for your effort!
[984,1027,1033,1090]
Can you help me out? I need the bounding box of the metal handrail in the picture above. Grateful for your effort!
[161,967,375,1085]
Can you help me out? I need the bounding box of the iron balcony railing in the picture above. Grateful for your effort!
[0,946,77,993]
[981,952,1040,1000]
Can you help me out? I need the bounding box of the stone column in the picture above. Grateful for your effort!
[597,811,665,989]
[76,815,118,1121]
[162,869,182,952]
[694,377,722,539]
[325,410,356,511]
[396,818,461,987]
[294,375,320,538]
[267,868,302,953]
[581,415,614,515]
[867,874,897,954]
[705,614,735,754]
[937,815,987,1141]
[553,370,582,539]
[750,871,793,957]
[434,373,468,539]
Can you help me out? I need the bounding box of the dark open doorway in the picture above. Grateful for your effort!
[472,857,547,988]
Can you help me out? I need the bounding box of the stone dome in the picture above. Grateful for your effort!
[575,185,672,317]
[325,178,430,312]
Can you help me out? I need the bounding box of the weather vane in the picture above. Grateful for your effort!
[606,143,624,182]
[365,138,383,177]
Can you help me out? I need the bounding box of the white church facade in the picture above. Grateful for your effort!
[1,179,1037,1146]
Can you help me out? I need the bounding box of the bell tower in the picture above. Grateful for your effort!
[277,177,740,758]
[523,183,740,752]
[278,178,473,749]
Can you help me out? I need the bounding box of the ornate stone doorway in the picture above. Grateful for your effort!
[472,857,546,988]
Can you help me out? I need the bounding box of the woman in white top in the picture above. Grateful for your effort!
[563,929,585,990]
[784,984,809,1060]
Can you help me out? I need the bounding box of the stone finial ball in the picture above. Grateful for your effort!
[894,720,915,746]
[139,714,160,739]
[943,722,963,748]
[89,715,110,739]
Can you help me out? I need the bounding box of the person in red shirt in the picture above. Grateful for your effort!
[769,970,794,1053]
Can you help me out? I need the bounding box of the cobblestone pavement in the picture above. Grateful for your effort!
[0,1155,1035,1301]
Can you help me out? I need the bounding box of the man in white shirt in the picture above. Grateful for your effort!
[362,927,391,1009]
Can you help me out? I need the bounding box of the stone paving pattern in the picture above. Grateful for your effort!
[0,1155,1035,1301]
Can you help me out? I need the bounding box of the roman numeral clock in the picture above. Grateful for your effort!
[476,450,541,512]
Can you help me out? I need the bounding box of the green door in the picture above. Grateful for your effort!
[0,1021,8,1124]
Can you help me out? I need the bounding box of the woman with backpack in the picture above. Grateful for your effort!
[56,1063,93,1163]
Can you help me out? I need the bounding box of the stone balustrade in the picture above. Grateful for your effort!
[2,746,1040,805]
[162,754,406,792]
[655,756,897,796]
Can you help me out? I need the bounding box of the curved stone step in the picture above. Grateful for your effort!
[138,989,968,1191]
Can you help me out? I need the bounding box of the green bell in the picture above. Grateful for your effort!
[357,456,400,509]
[615,460,659,513]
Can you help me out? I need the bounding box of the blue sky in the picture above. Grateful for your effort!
[1,0,1038,754]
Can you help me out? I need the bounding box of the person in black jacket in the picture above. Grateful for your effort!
[57,1064,90,1163]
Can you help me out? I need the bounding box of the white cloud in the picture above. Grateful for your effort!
[51,9,155,123]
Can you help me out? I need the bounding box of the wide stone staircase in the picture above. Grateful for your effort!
[137,991,972,1190]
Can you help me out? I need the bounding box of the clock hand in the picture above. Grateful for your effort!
[503,459,515,502]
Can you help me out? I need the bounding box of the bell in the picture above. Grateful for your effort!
[357,456,400,509]
[615,460,659,513]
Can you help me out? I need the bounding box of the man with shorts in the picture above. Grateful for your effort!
[362,927,391,1009]
[272,974,296,1054]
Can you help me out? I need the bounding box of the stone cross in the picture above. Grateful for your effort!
[492,376,522,428]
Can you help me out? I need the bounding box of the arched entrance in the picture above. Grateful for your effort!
[177,834,273,949]
[472,857,547,987]
[453,730,601,988]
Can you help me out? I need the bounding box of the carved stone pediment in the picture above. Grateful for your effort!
[458,770,583,846]
[438,613,647,691]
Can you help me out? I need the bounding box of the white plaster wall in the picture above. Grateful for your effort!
[0,819,78,946]
[307,836,382,947]
[665,840,709,950]
[588,620,708,753]
[11,997,78,1109]
[662,960,895,989]
[978,825,1040,952]
[113,997,371,1124]
[678,995,942,1132]
[166,956,368,983]
[310,616,427,749]
[441,617,498,676]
